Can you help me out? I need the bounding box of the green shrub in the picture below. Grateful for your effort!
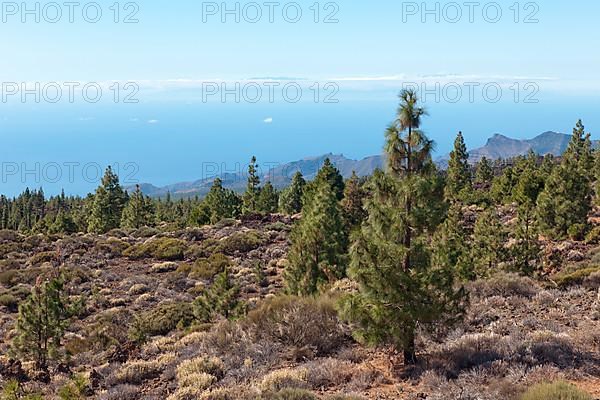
[521,381,592,400]
[124,238,187,261]
[567,224,587,241]
[154,238,187,260]
[585,226,600,244]
[218,231,265,255]
[188,238,221,259]
[188,253,231,280]
[552,266,600,288]
[0,293,18,310]
[129,302,194,339]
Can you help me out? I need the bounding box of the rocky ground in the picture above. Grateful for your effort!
[0,213,599,399]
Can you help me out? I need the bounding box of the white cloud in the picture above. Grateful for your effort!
[147,119,159,124]
[129,118,139,122]
[263,117,273,124]
[78,117,95,121]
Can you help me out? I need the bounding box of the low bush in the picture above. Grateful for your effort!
[95,238,130,257]
[218,230,266,255]
[177,356,225,384]
[468,273,539,298]
[129,302,194,339]
[246,296,346,358]
[259,369,309,393]
[150,262,179,273]
[0,293,18,310]
[263,389,317,400]
[114,353,176,384]
[552,266,600,288]
[188,253,232,280]
[28,251,56,266]
[124,238,187,261]
[0,259,20,272]
[521,381,592,400]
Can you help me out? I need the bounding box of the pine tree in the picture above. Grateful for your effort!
[50,211,77,234]
[87,166,127,233]
[14,276,77,371]
[341,171,367,230]
[474,156,494,187]
[513,151,545,207]
[193,268,242,322]
[340,90,465,365]
[121,185,155,229]
[490,166,518,204]
[242,156,261,214]
[285,179,348,295]
[257,181,279,213]
[512,204,540,275]
[432,205,474,281]
[446,131,472,201]
[472,208,507,277]
[279,172,306,215]
[304,158,345,205]
[194,178,241,225]
[537,120,594,238]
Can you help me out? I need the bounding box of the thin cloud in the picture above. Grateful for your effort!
[263,117,273,124]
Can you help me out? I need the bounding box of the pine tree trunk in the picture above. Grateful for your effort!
[403,328,417,365]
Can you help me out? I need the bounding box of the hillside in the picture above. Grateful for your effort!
[1,209,599,399]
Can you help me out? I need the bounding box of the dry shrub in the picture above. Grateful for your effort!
[246,296,346,359]
[528,331,578,369]
[98,384,140,400]
[177,356,225,385]
[113,353,176,384]
[150,262,179,273]
[303,358,354,389]
[468,273,539,299]
[263,388,317,400]
[521,381,592,400]
[259,368,309,393]
[435,333,510,376]
[167,382,213,400]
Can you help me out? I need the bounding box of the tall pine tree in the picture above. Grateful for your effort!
[285,177,348,295]
[446,131,472,201]
[242,156,261,214]
[340,90,465,365]
[536,120,594,238]
[88,166,127,234]
[279,172,306,215]
[122,185,155,229]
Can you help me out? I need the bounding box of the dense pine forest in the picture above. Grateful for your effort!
[1,91,599,399]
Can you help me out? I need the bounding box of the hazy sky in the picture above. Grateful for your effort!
[1,1,600,196]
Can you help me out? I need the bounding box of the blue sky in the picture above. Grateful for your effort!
[1,1,600,195]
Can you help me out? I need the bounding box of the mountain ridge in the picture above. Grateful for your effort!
[133,131,584,198]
